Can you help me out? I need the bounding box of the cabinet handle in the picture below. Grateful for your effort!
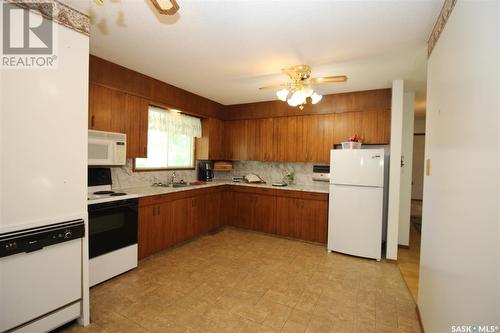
[143,146,147,156]
[91,115,95,128]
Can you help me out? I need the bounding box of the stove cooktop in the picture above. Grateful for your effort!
[88,186,138,205]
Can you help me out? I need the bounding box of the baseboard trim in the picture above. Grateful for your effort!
[416,304,425,333]
[398,244,410,249]
[385,258,398,264]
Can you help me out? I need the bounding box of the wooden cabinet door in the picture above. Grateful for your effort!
[138,204,166,259]
[253,193,276,234]
[233,192,254,229]
[276,196,301,238]
[124,94,149,158]
[221,190,236,226]
[246,119,257,161]
[89,83,113,131]
[298,199,328,243]
[192,194,210,236]
[273,116,299,162]
[225,120,247,160]
[208,190,222,230]
[320,114,335,163]
[298,115,323,162]
[171,198,192,244]
[209,118,226,160]
[255,118,274,161]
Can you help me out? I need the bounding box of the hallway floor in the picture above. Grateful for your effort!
[397,200,422,302]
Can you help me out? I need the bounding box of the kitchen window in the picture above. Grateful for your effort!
[135,106,201,170]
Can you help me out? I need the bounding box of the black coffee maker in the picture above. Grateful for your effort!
[197,161,214,182]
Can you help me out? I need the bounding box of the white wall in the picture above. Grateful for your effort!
[398,92,415,246]
[386,80,403,260]
[418,2,500,332]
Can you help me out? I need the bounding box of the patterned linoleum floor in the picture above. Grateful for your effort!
[61,228,421,333]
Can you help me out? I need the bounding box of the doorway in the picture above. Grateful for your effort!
[398,117,425,301]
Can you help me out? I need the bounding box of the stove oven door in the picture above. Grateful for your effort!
[88,198,138,259]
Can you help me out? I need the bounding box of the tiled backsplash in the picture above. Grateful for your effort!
[111,159,328,189]
[214,161,327,186]
[111,159,197,189]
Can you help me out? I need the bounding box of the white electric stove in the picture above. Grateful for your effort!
[87,168,138,286]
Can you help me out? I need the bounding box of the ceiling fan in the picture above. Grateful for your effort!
[259,65,347,109]
[94,0,180,15]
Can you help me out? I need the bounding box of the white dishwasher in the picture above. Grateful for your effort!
[0,220,85,333]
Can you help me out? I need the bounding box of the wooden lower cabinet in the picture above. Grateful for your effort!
[275,193,328,243]
[138,186,327,260]
[138,202,172,259]
[138,188,223,259]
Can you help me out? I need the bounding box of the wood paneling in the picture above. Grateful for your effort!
[90,55,223,119]
[224,89,392,120]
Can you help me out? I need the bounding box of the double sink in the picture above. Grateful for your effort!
[152,182,192,188]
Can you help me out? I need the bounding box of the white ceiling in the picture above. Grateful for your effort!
[67,0,443,114]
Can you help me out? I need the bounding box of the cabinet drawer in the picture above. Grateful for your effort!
[274,189,328,201]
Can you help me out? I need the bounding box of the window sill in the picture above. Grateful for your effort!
[133,167,195,172]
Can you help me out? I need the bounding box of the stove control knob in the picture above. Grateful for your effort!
[64,230,72,239]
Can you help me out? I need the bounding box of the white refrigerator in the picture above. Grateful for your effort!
[328,149,386,260]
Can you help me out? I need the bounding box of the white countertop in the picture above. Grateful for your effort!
[115,180,329,198]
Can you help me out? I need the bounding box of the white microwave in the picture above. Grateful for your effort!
[88,130,127,166]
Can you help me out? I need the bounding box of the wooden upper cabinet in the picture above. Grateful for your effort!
[225,119,248,161]
[196,118,225,161]
[88,83,113,131]
[88,83,149,158]
[219,108,390,163]
[273,116,299,162]
[255,118,274,161]
[124,94,149,158]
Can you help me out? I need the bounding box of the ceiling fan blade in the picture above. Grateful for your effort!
[308,75,348,84]
[258,83,291,90]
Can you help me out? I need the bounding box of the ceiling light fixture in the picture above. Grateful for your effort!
[93,0,180,15]
[260,65,348,110]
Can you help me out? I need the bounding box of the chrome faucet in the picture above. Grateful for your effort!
[171,171,177,184]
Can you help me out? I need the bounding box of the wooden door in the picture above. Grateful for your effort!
[221,190,236,226]
[192,194,210,236]
[333,112,363,144]
[209,118,226,160]
[233,192,254,229]
[253,193,276,234]
[225,120,248,160]
[273,116,299,162]
[276,196,301,238]
[255,118,274,161]
[138,204,164,259]
[208,190,222,230]
[299,199,328,243]
[88,83,112,131]
[124,94,149,158]
[298,115,323,162]
[246,119,257,161]
[320,114,336,163]
[171,197,192,244]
